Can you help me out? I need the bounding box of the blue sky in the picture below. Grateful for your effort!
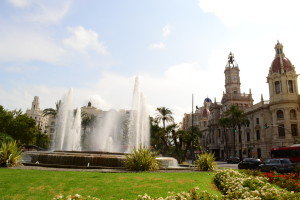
[1,0,300,121]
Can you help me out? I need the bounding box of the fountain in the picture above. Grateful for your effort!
[23,77,179,169]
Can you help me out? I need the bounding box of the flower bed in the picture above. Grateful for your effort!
[262,172,300,192]
[53,188,218,200]
[214,169,300,200]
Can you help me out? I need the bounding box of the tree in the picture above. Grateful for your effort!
[81,114,96,134]
[218,117,231,159]
[221,105,249,159]
[0,105,46,147]
[43,100,61,117]
[155,107,174,130]
[150,117,167,154]
[182,126,202,161]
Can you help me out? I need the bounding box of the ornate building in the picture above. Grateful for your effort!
[182,97,212,132]
[26,96,49,133]
[202,41,300,160]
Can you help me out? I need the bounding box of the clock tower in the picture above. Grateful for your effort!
[224,52,241,94]
[221,52,253,110]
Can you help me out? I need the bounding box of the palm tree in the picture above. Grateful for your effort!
[219,117,231,160]
[81,114,96,134]
[43,100,61,117]
[223,105,249,159]
[155,107,174,130]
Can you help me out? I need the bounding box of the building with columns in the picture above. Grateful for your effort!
[201,41,300,160]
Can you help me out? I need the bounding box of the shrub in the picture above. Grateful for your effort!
[125,146,159,171]
[0,140,22,167]
[195,153,216,171]
[0,132,13,144]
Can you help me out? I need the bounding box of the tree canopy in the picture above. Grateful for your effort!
[0,105,49,147]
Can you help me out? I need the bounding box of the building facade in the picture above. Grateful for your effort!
[202,42,300,160]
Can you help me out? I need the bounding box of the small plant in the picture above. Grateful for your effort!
[195,153,216,171]
[0,140,22,167]
[125,146,159,171]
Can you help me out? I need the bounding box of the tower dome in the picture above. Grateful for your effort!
[270,41,294,74]
[204,97,212,103]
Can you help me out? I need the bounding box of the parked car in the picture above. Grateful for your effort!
[238,158,262,170]
[226,156,241,164]
[258,158,295,173]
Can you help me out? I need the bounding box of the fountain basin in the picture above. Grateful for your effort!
[22,151,183,169]
[22,151,126,168]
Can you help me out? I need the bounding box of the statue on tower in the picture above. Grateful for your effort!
[228,52,234,65]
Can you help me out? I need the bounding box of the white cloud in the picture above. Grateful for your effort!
[26,1,71,24]
[8,0,71,24]
[8,0,30,8]
[149,42,166,50]
[0,27,65,63]
[63,26,109,55]
[198,0,300,27]
[162,24,171,37]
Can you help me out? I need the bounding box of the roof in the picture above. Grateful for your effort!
[271,56,293,73]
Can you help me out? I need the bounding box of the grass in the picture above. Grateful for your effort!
[0,168,220,200]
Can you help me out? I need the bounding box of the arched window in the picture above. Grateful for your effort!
[277,110,284,120]
[275,81,281,94]
[290,109,297,120]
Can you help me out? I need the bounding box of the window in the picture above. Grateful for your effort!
[247,131,250,141]
[290,109,297,120]
[256,118,259,124]
[275,81,281,94]
[291,124,298,136]
[277,110,284,120]
[270,159,280,164]
[257,148,261,158]
[288,80,294,93]
[233,91,237,94]
[256,130,260,140]
[278,124,285,137]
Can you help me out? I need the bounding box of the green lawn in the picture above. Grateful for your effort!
[0,169,220,200]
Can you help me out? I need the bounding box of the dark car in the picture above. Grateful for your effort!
[226,156,241,164]
[238,158,262,170]
[258,159,295,173]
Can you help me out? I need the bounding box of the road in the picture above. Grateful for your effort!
[216,161,238,169]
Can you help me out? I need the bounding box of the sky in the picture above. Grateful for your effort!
[1,0,300,123]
